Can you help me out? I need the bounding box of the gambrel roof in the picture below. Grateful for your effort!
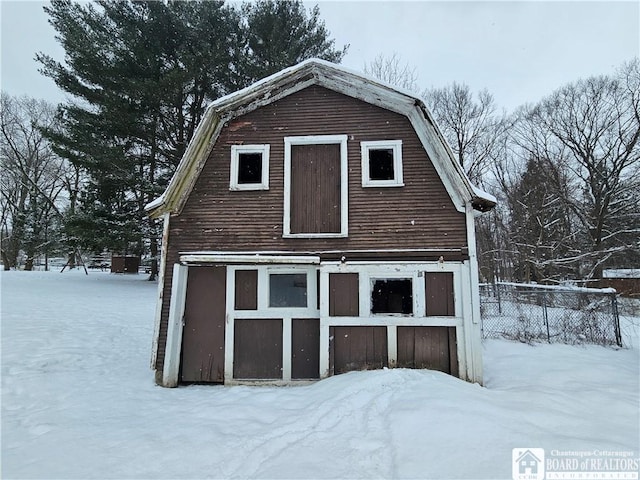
[146,58,496,218]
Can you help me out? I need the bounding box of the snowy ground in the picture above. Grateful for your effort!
[2,270,639,479]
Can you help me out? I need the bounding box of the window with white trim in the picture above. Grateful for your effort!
[361,140,403,187]
[269,272,308,308]
[230,144,270,190]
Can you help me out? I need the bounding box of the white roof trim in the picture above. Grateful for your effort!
[180,253,321,265]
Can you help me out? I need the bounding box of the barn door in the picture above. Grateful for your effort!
[290,143,341,234]
[180,266,226,383]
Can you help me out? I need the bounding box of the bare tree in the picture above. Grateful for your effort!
[0,94,70,270]
[512,59,640,279]
[363,52,421,93]
[423,83,508,184]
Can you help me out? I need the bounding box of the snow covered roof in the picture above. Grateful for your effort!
[146,58,497,218]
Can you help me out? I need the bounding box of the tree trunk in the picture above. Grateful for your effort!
[1,249,11,270]
[148,222,158,281]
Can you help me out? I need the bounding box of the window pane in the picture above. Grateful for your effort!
[371,279,413,314]
[238,153,263,184]
[269,273,307,307]
[368,148,395,180]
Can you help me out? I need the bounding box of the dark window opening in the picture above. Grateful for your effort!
[368,148,395,181]
[269,273,307,307]
[371,279,413,314]
[237,153,263,184]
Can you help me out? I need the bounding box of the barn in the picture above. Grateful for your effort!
[146,59,496,387]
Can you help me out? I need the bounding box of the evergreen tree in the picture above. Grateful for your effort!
[37,0,346,279]
[240,0,348,83]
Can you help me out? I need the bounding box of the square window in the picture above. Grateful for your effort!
[230,144,269,190]
[269,273,307,308]
[368,148,395,180]
[237,153,263,184]
[371,278,413,315]
[361,140,403,187]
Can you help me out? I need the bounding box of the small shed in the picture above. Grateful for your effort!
[600,269,640,298]
[146,59,496,388]
[110,255,140,274]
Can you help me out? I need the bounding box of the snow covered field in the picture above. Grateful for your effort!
[2,270,638,479]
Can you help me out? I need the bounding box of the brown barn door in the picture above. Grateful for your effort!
[397,326,458,376]
[330,326,388,374]
[180,266,226,383]
[290,144,341,234]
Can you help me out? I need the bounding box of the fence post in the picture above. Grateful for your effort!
[611,293,622,347]
[542,291,550,343]
[496,281,502,314]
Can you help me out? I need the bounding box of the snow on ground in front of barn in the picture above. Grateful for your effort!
[1,270,638,479]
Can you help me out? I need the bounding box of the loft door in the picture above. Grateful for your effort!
[290,143,341,234]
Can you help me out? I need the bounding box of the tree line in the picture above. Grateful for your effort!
[367,53,640,283]
[1,0,346,274]
[2,1,638,285]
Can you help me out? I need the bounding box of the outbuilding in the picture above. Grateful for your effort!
[146,59,496,387]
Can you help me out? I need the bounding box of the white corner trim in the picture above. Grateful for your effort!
[283,134,349,238]
[150,213,170,369]
[229,144,270,191]
[360,140,404,187]
[162,264,189,387]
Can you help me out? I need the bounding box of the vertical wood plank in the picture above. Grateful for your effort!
[448,327,459,377]
[291,319,320,379]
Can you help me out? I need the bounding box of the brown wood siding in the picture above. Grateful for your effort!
[234,269,258,310]
[329,273,359,316]
[174,85,466,253]
[180,266,226,383]
[291,319,320,379]
[290,144,341,234]
[233,319,283,379]
[155,85,469,374]
[331,326,388,374]
[396,326,458,376]
[425,272,455,316]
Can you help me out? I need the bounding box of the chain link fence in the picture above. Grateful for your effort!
[480,282,622,347]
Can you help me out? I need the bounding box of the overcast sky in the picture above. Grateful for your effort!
[1,1,638,111]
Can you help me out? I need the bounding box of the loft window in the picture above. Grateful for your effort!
[371,278,413,315]
[361,140,403,187]
[269,273,307,308]
[230,144,269,190]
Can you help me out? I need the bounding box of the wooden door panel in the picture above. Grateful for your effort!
[180,266,226,383]
[291,319,320,379]
[396,326,457,376]
[233,319,283,379]
[331,326,387,374]
[425,272,455,316]
[290,143,341,234]
[329,273,359,316]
